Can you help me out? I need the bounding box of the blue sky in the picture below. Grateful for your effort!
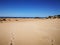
[0,0,60,17]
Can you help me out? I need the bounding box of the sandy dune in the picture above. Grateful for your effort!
[0,18,60,45]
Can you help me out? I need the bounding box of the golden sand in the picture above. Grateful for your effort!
[0,18,60,45]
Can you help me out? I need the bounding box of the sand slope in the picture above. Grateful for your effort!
[0,19,60,45]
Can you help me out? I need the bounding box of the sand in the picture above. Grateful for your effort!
[0,18,60,45]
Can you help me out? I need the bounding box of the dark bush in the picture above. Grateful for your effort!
[3,19,6,21]
[34,17,40,19]
[48,16,52,18]
[16,20,18,21]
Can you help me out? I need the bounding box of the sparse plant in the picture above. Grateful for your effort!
[48,16,52,19]
[34,17,40,19]
[3,19,6,21]
[53,16,56,19]
[16,20,18,21]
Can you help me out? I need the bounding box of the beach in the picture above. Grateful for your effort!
[0,18,60,45]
